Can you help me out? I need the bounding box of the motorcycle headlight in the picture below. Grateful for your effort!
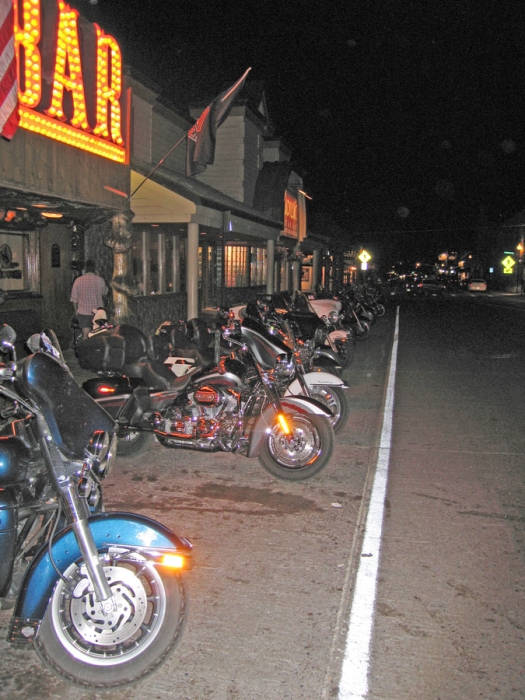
[328,310,340,324]
[87,430,110,460]
[86,430,117,478]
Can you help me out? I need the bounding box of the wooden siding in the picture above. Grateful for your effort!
[131,95,153,165]
[151,111,187,175]
[198,115,247,201]
[243,119,263,207]
[0,128,128,208]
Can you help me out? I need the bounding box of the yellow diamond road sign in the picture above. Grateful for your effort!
[502,255,516,274]
[358,250,371,264]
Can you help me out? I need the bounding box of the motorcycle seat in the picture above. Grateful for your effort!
[170,346,210,365]
[122,361,197,391]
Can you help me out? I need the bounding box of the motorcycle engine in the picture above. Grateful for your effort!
[158,386,238,440]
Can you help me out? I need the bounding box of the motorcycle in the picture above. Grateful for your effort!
[150,318,222,376]
[361,283,386,317]
[78,321,335,481]
[0,325,192,687]
[243,292,354,370]
[147,307,350,434]
[239,302,351,433]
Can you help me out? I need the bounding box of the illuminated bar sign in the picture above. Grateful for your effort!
[14,0,127,162]
[284,190,298,238]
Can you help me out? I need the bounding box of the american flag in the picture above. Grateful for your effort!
[0,0,19,141]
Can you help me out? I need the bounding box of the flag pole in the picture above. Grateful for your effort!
[130,133,188,199]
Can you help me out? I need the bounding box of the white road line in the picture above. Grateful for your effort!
[338,306,400,700]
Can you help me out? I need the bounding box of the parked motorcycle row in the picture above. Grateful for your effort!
[0,282,387,687]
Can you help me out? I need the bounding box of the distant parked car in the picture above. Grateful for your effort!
[468,279,487,292]
[420,277,446,296]
[405,276,445,297]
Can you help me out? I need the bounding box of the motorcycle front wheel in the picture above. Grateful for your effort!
[34,552,188,688]
[258,413,334,481]
[309,385,350,433]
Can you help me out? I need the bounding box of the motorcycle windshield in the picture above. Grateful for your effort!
[241,317,291,369]
[17,353,115,459]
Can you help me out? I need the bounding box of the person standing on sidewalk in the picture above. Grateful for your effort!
[70,260,108,339]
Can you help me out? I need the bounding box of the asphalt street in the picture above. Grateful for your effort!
[0,291,523,699]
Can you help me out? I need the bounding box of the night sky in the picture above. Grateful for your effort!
[72,0,525,264]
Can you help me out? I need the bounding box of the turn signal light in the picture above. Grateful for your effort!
[277,413,291,435]
[161,554,186,569]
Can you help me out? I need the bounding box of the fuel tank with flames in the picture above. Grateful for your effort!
[192,355,247,393]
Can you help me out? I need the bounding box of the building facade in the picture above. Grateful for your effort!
[0,0,130,343]
[1,0,330,346]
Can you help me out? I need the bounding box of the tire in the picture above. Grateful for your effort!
[334,338,354,367]
[34,551,188,688]
[309,385,350,433]
[258,412,334,481]
[116,429,154,457]
[375,303,386,317]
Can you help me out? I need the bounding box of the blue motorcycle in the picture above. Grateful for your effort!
[0,325,192,687]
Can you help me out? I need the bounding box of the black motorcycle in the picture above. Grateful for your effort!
[0,325,192,688]
[78,321,335,481]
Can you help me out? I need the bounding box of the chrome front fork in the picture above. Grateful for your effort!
[40,435,115,608]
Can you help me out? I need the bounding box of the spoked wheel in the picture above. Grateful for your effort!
[34,552,188,688]
[258,413,334,481]
[309,385,350,433]
[116,429,154,457]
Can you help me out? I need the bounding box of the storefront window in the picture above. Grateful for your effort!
[131,227,185,295]
[131,231,145,293]
[250,246,267,286]
[149,234,159,293]
[0,231,38,293]
[225,245,266,287]
[225,245,248,287]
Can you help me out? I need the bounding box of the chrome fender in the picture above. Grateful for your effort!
[314,346,342,365]
[246,396,331,458]
[9,512,192,639]
[285,372,347,394]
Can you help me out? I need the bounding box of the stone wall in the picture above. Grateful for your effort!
[126,285,267,335]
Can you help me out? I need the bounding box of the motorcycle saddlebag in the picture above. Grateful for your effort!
[76,332,126,372]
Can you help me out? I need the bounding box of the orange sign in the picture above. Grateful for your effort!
[284,191,298,238]
[14,0,127,162]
